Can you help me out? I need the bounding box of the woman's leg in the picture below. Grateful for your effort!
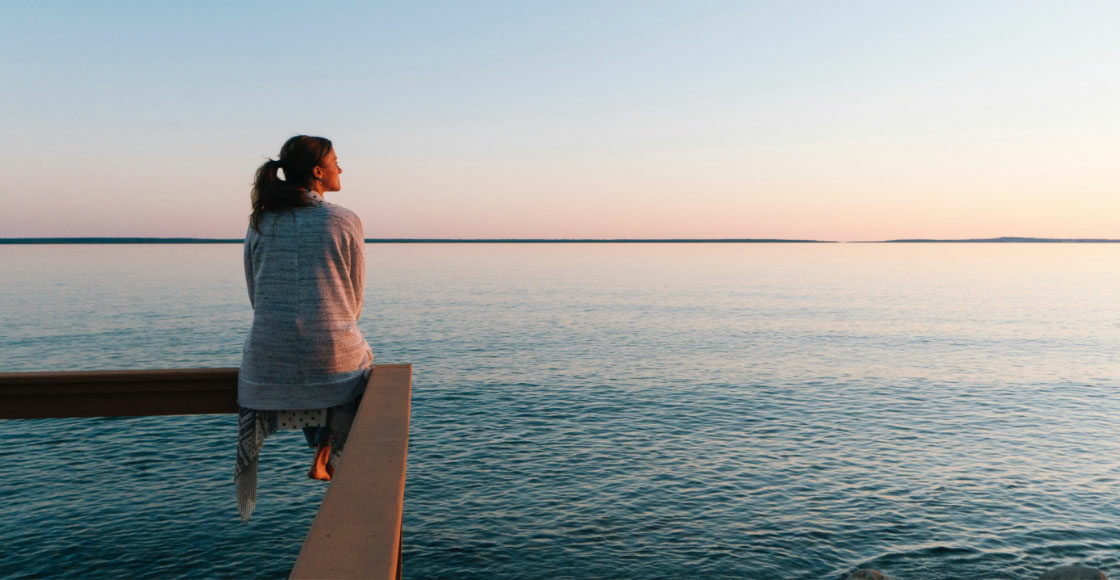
[308,424,334,480]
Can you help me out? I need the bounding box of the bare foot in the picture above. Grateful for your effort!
[308,444,332,481]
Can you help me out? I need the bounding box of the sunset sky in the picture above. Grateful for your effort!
[2,1,1118,241]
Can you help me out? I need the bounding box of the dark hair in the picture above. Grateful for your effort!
[249,135,334,232]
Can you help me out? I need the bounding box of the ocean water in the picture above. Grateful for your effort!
[2,243,1120,579]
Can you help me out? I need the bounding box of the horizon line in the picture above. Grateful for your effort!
[4,236,1120,245]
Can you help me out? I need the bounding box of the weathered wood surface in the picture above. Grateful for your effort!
[0,368,239,418]
[290,364,412,580]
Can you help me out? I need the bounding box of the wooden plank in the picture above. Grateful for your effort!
[0,368,239,419]
[290,364,412,580]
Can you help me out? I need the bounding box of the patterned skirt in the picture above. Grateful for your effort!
[235,373,369,522]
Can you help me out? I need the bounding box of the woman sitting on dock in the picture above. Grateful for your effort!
[235,135,372,521]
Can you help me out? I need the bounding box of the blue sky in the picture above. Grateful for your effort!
[2,1,1118,240]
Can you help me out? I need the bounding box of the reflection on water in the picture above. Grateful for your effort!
[2,243,1120,578]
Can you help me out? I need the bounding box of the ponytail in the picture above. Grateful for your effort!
[249,135,333,232]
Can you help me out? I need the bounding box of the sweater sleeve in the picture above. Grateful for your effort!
[351,216,365,320]
[243,232,255,309]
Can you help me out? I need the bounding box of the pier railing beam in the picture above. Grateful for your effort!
[290,363,412,580]
[0,368,239,419]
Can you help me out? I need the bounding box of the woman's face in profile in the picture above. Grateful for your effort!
[316,150,343,192]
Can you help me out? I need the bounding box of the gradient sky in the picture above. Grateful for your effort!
[2,1,1118,240]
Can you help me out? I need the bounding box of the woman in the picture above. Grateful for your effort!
[235,135,372,521]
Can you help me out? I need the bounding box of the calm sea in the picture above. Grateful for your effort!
[2,243,1120,579]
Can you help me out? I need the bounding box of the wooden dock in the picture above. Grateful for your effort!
[0,364,412,580]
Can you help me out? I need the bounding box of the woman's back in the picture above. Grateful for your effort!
[239,195,370,410]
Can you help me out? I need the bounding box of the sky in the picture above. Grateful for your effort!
[1,0,1118,241]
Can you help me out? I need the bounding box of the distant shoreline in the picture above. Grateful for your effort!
[3,236,1119,244]
[873,236,1120,243]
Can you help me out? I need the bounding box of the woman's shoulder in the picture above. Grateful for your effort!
[319,201,363,233]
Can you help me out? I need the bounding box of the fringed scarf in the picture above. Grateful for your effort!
[236,388,364,522]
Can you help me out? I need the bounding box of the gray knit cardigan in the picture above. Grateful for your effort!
[238,193,372,410]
